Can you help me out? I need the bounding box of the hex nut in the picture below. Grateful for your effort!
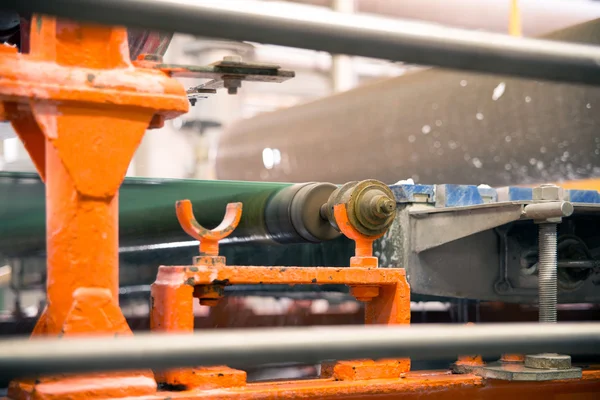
[524,353,571,370]
[532,185,564,201]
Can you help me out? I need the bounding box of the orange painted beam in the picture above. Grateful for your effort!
[156,265,407,286]
[139,369,600,400]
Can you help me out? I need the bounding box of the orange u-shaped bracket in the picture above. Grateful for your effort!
[333,203,385,260]
[333,202,384,301]
[176,200,243,256]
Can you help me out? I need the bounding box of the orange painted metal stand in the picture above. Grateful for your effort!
[149,201,600,399]
[142,369,600,400]
[151,202,411,391]
[0,15,187,399]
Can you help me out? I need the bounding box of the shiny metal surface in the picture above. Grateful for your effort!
[0,323,598,380]
[5,0,600,85]
[217,20,600,185]
[292,0,600,37]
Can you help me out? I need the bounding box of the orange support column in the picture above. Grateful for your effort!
[322,204,410,381]
[151,201,246,390]
[0,15,188,400]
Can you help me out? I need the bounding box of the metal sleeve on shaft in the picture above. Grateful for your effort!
[538,223,558,323]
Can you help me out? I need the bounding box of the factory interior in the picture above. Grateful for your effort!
[0,0,600,398]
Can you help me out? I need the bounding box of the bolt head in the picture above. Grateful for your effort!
[524,353,572,370]
[349,285,380,302]
[200,299,220,307]
[532,185,564,201]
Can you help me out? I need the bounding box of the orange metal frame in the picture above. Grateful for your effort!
[1,15,599,400]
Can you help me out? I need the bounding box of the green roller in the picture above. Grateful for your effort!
[0,172,341,256]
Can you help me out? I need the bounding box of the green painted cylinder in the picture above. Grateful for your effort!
[0,172,341,256]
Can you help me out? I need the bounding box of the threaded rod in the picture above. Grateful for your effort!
[538,223,558,323]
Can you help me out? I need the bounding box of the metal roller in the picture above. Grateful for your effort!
[0,173,396,255]
[265,182,340,243]
[323,180,396,237]
[216,19,600,186]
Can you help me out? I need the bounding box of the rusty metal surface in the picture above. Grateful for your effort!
[217,19,600,186]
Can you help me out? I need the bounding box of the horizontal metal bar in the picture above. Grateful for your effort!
[5,0,600,85]
[558,260,600,269]
[522,201,574,220]
[0,323,599,380]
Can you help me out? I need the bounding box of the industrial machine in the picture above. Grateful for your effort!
[0,1,599,399]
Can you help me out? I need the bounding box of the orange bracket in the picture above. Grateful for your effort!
[176,199,242,256]
[152,201,245,390]
[151,202,410,389]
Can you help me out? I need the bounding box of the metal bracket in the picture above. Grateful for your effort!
[158,58,294,101]
[456,361,582,381]
[410,202,524,253]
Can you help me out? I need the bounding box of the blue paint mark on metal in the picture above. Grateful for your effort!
[477,185,498,203]
[389,184,435,204]
[436,184,484,207]
[567,190,600,204]
[389,183,600,207]
[496,186,533,202]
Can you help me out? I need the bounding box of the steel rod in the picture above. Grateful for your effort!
[0,323,599,380]
[5,0,600,85]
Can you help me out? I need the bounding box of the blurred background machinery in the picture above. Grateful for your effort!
[0,0,599,397]
[0,0,599,329]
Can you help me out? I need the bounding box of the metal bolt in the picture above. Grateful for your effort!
[532,183,564,201]
[223,77,242,95]
[377,198,396,216]
[538,223,557,323]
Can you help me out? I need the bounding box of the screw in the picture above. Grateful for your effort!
[538,223,557,323]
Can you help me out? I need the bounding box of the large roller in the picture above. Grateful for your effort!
[216,19,600,186]
[0,173,395,256]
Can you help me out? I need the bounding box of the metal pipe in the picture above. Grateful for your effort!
[4,0,600,85]
[522,202,574,221]
[0,323,598,380]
